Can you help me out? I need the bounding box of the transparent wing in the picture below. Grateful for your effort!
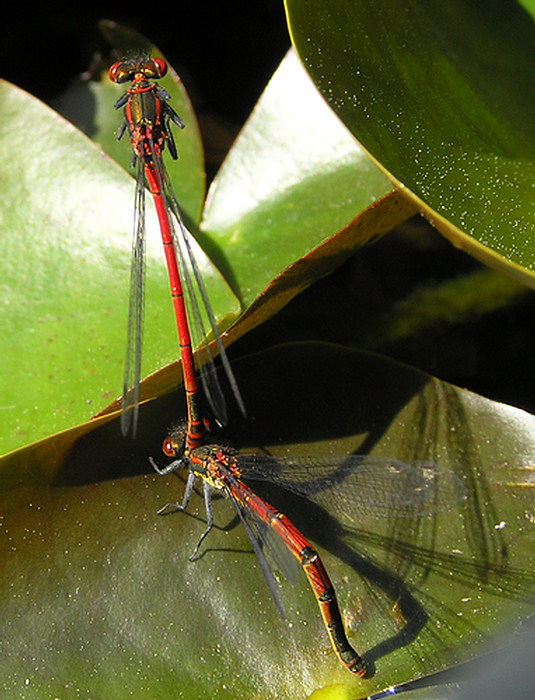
[159,158,246,424]
[224,475,299,618]
[235,454,467,521]
[121,158,146,437]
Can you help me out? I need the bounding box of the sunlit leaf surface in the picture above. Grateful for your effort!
[285,0,535,287]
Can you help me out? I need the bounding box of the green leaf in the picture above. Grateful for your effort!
[285,0,535,288]
[2,343,534,698]
[0,80,238,454]
[1,40,415,453]
[201,50,408,311]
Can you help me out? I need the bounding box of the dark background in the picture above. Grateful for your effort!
[2,2,289,125]
[3,1,535,414]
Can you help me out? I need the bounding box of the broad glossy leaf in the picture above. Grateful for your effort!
[2,343,534,698]
[0,81,238,454]
[201,50,412,311]
[285,0,535,288]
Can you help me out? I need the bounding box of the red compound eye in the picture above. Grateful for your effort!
[162,437,175,457]
[141,57,168,79]
[108,61,128,83]
[151,57,168,78]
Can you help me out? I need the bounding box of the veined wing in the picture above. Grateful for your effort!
[235,454,467,520]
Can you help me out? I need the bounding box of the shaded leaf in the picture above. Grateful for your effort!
[1,343,534,698]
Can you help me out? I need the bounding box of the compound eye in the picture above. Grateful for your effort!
[141,57,168,79]
[162,437,175,457]
[151,57,168,78]
[108,61,130,83]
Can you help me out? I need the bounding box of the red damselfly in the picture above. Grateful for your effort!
[151,424,466,675]
[109,55,244,443]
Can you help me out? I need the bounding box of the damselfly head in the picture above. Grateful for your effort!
[162,421,189,458]
[109,56,168,84]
